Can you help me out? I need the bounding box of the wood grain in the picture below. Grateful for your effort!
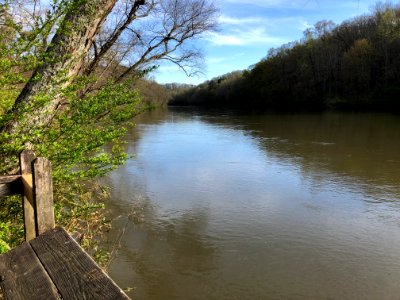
[21,174,33,204]
[0,242,60,300]
[30,227,130,300]
[32,158,55,235]
[19,150,36,241]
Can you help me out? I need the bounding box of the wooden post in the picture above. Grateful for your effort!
[32,157,55,235]
[19,151,56,240]
[19,150,36,241]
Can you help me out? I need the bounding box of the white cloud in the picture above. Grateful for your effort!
[207,33,242,45]
[219,15,267,25]
[154,0,379,84]
[218,14,309,30]
[206,14,294,46]
[300,21,312,30]
[220,0,319,9]
[221,0,375,12]
[206,29,284,46]
[207,53,245,64]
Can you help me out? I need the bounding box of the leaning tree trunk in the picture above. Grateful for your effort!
[1,0,117,134]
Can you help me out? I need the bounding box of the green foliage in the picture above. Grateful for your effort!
[0,75,141,248]
[0,220,24,254]
[0,77,141,172]
[0,195,24,253]
[0,9,30,114]
[376,3,400,41]
[0,225,11,254]
[53,181,112,267]
[0,1,143,257]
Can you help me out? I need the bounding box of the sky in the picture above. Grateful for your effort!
[153,0,382,85]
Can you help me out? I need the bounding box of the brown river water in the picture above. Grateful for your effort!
[102,108,400,300]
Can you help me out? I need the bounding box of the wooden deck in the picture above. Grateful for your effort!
[0,151,131,300]
[0,227,130,300]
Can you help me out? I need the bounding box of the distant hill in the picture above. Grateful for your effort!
[170,3,400,112]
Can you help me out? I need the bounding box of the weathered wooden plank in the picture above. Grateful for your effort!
[0,242,61,300]
[30,227,130,300]
[32,158,55,235]
[21,174,33,204]
[19,150,36,241]
[0,176,22,197]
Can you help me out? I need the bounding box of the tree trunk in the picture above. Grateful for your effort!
[1,0,117,134]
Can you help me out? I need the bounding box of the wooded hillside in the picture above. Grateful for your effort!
[170,3,400,112]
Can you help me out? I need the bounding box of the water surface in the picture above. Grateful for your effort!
[103,109,400,300]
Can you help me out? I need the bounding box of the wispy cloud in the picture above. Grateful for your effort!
[219,15,268,25]
[218,14,308,28]
[221,0,375,12]
[206,14,302,46]
[155,0,379,84]
[220,0,319,9]
[207,53,245,64]
[206,29,284,46]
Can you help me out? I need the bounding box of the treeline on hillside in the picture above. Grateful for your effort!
[134,79,171,107]
[170,3,400,111]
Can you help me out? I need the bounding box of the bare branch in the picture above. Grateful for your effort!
[111,0,217,81]
[84,0,156,75]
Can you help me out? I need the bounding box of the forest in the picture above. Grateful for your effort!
[170,2,400,112]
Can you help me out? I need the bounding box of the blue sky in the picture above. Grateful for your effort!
[154,0,381,85]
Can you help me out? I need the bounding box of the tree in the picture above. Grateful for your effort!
[170,3,400,111]
[85,0,217,81]
[1,0,217,134]
[0,0,217,252]
[0,0,217,172]
[2,0,119,134]
[343,38,376,93]
[374,2,400,83]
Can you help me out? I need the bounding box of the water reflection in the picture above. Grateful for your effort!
[103,108,400,300]
[105,195,219,299]
[201,112,400,206]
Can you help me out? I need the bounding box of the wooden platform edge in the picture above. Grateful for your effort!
[30,227,130,300]
[0,242,61,300]
[1,151,131,300]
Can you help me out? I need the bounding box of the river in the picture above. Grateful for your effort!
[102,108,400,300]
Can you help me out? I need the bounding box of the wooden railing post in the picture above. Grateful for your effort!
[19,150,36,241]
[0,175,21,198]
[32,157,55,235]
[19,150,55,240]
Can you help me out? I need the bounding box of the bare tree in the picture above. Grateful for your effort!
[86,0,218,81]
[83,0,155,76]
